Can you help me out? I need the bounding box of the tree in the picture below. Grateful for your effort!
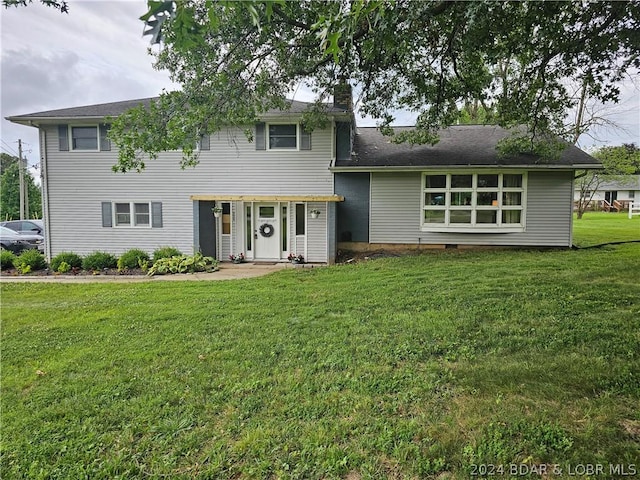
[574,144,640,219]
[6,1,639,171]
[0,154,42,220]
[456,100,496,125]
[109,0,639,171]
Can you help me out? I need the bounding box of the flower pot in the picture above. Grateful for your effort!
[310,212,319,219]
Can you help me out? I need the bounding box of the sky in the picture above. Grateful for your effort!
[2,0,639,178]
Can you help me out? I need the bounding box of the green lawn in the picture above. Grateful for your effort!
[573,211,640,247]
[2,224,639,478]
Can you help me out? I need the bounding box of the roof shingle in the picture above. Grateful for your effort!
[342,125,600,169]
[6,97,347,122]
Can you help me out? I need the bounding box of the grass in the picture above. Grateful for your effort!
[573,211,640,247]
[1,217,639,479]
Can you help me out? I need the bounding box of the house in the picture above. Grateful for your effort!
[7,94,601,263]
[574,175,640,212]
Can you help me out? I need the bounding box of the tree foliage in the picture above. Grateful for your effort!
[574,143,640,219]
[0,154,42,220]
[2,0,68,12]
[7,0,639,171]
[110,0,639,171]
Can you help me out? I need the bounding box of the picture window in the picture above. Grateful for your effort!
[422,172,525,231]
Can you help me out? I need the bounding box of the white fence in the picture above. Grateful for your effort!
[629,202,640,219]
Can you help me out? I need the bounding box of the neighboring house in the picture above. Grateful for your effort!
[7,95,601,262]
[574,175,640,212]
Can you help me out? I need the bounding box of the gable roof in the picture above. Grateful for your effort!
[6,97,348,125]
[338,125,601,170]
[581,175,640,191]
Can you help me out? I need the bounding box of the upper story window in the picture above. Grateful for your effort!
[255,122,311,151]
[71,126,99,150]
[269,124,298,149]
[59,124,110,152]
[422,172,526,232]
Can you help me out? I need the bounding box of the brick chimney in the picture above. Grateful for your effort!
[333,81,353,111]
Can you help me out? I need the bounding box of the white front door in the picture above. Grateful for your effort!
[254,203,280,259]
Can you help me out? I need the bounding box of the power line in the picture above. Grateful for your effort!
[1,139,19,157]
[1,145,18,156]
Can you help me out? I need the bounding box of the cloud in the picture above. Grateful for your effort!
[2,48,82,114]
[1,1,175,167]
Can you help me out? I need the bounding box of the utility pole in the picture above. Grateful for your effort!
[17,139,30,220]
[24,147,29,219]
[18,139,24,220]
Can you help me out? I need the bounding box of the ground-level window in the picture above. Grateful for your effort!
[295,203,305,235]
[245,205,252,251]
[115,202,151,227]
[222,202,231,235]
[282,205,288,252]
[422,172,526,232]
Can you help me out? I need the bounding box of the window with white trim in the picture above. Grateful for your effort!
[221,202,231,235]
[422,172,526,232]
[114,202,152,227]
[71,126,99,150]
[268,124,297,149]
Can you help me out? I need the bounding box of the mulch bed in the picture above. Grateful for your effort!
[1,268,146,277]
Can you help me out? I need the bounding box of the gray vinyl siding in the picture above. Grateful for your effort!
[370,171,574,247]
[42,123,334,257]
[220,235,231,260]
[306,202,327,262]
[327,202,337,263]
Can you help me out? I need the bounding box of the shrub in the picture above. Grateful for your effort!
[82,251,117,271]
[0,250,16,270]
[147,253,218,276]
[50,252,83,272]
[15,249,47,274]
[117,249,150,271]
[152,246,183,262]
[57,261,71,274]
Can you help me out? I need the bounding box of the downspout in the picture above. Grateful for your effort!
[569,173,575,248]
[39,127,52,262]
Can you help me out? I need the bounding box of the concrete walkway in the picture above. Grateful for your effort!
[0,262,305,283]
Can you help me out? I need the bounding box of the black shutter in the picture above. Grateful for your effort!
[255,122,266,150]
[99,124,111,151]
[58,125,69,151]
[151,202,163,228]
[101,202,112,227]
